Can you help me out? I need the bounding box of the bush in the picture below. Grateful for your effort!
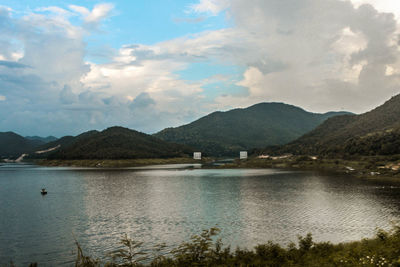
[9,226,400,267]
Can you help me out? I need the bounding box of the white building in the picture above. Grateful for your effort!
[240,151,248,159]
[193,152,202,160]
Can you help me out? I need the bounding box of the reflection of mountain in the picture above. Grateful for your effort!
[155,103,350,156]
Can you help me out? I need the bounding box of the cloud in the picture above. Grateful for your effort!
[350,0,400,19]
[189,0,230,15]
[0,5,92,135]
[210,0,400,113]
[35,6,73,17]
[69,3,114,25]
[59,85,78,104]
[0,3,206,136]
[0,60,29,69]
[1,0,400,137]
[130,92,156,110]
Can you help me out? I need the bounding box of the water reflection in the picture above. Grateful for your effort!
[1,165,400,266]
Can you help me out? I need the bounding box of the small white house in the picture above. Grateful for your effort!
[193,152,202,160]
[240,151,248,159]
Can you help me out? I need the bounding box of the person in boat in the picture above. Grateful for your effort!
[41,188,47,194]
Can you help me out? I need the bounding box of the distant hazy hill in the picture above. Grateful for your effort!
[273,94,400,156]
[154,103,349,156]
[0,132,43,158]
[25,136,58,143]
[42,126,192,159]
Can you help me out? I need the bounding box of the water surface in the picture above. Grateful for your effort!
[1,163,400,266]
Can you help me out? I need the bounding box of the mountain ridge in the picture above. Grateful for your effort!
[269,94,400,156]
[41,126,192,160]
[0,132,44,158]
[154,102,350,156]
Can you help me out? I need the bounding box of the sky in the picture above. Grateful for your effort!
[0,0,400,137]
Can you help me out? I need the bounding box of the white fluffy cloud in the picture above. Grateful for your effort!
[69,3,114,24]
[212,0,400,113]
[189,0,230,15]
[0,5,104,136]
[350,0,400,19]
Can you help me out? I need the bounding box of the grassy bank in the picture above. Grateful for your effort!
[30,154,400,180]
[8,226,400,266]
[219,155,400,180]
[35,157,205,168]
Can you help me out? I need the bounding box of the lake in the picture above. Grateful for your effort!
[1,163,400,266]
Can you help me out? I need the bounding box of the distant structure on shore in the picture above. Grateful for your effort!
[240,151,248,159]
[193,152,201,160]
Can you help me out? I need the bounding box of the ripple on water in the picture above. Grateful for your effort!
[1,165,400,266]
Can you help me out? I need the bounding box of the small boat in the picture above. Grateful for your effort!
[41,188,47,195]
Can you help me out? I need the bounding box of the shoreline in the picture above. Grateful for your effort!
[218,156,400,181]
[33,157,204,168]
[29,155,400,181]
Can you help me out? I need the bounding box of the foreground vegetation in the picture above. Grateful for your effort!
[7,226,400,266]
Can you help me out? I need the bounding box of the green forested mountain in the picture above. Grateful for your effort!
[43,126,192,159]
[272,94,400,156]
[0,132,43,158]
[154,103,349,156]
[35,130,99,154]
[25,136,58,143]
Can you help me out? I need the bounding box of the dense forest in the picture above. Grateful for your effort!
[268,94,400,157]
[155,102,349,156]
[0,132,49,158]
[40,126,193,160]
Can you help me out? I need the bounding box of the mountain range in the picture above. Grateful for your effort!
[0,132,56,158]
[154,103,349,156]
[5,94,400,160]
[25,136,58,143]
[30,126,192,160]
[270,94,400,157]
